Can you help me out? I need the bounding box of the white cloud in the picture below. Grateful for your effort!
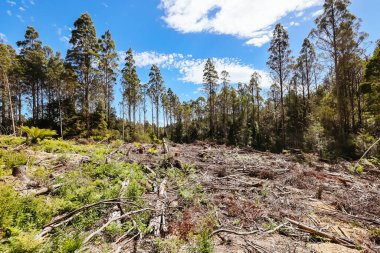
[16,14,24,22]
[312,9,323,17]
[0,33,8,43]
[60,36,70,43]
[29,0,35,5]
[7,0,16,6]
[6,10,12,16]
[0,34,8,44]
[53,25,71,45]
[295,11,304,17]
[19,6,26,11]
[290,21,300,26]
[160,0,322,47]
[128,51,271,88]
[134,51,185,68]
[245,32,272,47]
[56,27,62,36]
[102,2,109,8]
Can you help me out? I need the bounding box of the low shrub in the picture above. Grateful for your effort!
[20,126,57,144]
[0,150,28,170]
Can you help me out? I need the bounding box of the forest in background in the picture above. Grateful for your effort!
[0,0,379,159]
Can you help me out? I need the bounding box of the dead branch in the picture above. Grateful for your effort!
[285,218,358,249]
[105,149,120,163]
[115,224,136,244]
[82,208,153,245]
[117,179,130,216]
[141,165,156,177]
[321,210,380,226]
[211,228,260,236]
[34,183,63,196]
[12,143,26,151]
[358,137,380,162]
[244,239,271,253]
[36,199,126,239]
[44,199,126,228]
[114,233,139,253]
[263,223,287,235]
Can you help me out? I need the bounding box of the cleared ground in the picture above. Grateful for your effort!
[0,137,379,252]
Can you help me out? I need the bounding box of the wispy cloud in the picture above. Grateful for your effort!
[295,11,304,17]
[159,0,322,47]
[53,24,71,46]
[29,0,35,5]
[0,33,8,43]
[16,14,24,22]
[102,2,109,8]
[312,9,323,17]
[6,10,12,16]
[290,21,300,26]
[59,36,70,45]
[121,51,271,88]
[6,0,16,6]
[19,6,26,11]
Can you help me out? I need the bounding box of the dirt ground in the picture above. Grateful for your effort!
[3,140,380,252]
[128,141,380,252]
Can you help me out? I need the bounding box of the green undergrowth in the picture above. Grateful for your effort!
[0,149,29,176]
[0,136,154,253]
[0,136,215,252]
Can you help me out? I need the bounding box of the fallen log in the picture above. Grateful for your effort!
[148,178,168,237]
[34,183,63,196]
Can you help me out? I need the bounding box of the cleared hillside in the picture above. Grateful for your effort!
[0,136,379,252]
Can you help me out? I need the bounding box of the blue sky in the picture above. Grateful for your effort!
[1,0,380,110]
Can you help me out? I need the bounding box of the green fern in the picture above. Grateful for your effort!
[20,126,57,144]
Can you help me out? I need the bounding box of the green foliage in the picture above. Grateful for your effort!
[45,231,83,253]
[111,139,123,147]
[125,180,144,202]
[0,135,25,148]
[0,184,20,229]
[38,138,72,153]
[155,236,185,253]
[148,146,157,155]
[20,126,57,144]
[353,131,380,158]
[193,226,213,253]
[31,166,52,185]
[355,165,364,173]
[5,232,43,253]
[0,184,64,235]
[0,150,28,170]
[104,221,123,239]
[91,100,108,137]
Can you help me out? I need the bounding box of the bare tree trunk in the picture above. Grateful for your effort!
[151,101,154,135]
[58,83,63,139]
[143,99,147,133]
[40,83,44,120]
[121,100,125,141]
[156,99,159,138]
[4,74,16,135]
